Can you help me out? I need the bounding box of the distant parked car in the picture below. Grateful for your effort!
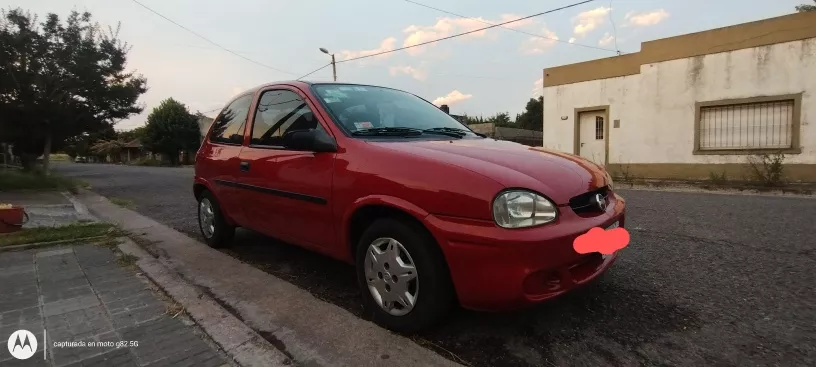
[194,81,625,332]
[75,156,88,163]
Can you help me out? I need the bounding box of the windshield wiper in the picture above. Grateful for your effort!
[423,127,484,138]
[352,127,423,136]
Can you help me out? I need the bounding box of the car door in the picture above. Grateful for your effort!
[199,93,253,226]
[236,86,336,251]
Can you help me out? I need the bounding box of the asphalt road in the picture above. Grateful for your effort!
[55,162,816,367]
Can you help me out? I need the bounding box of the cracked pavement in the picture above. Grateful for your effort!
[54,162,816,367]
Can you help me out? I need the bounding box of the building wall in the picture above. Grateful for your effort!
[543,37,816,180]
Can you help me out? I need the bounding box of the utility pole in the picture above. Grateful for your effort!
[331,54,337,82]
[320,48,337,81]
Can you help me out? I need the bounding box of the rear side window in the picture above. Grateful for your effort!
[250,90,322,147]
[209,94,253,145]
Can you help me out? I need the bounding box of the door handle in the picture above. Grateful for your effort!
[239,161,250,172]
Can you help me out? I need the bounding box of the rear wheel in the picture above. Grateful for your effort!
[197,190,234,248]
[356,218,455,332]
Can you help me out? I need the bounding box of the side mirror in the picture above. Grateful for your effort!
[282,129,338,153]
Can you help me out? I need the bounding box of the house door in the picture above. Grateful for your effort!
[578,111,606,165]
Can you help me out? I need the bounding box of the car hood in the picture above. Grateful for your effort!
[368,138,610,204]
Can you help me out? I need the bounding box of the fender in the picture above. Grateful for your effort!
[340,194,433,261]
[193,176,238,226]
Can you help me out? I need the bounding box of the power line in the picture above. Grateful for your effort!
[130,0,298,76]
[297,63,333,81]
[401,0,617,53]
[608,0,622,55]
[337,0,597,64]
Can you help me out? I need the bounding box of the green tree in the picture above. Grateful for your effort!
[118,125,147,143]
[514,96,544,132]
[142,98,201,165]
[0,8,147,172]
[90,138,126,162]
[796,1,816,11]
[63,124,116,159]
[486,112,513,127]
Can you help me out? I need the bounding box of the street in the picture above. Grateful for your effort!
[54,162,816,367]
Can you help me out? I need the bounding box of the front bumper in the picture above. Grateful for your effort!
[426,192,626,311]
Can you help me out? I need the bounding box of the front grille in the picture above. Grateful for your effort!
[569,186,609,214]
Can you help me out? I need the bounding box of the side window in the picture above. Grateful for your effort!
[251,90,322,147]
[209,94,253,145]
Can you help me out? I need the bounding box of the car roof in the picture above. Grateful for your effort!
[237,81,405,97]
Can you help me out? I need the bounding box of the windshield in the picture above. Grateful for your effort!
[311,84,477,137]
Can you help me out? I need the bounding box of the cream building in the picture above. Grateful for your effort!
[541,11,816,182]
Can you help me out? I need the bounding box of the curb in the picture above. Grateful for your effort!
[71,188,461,367]
[0,235,109,252]
[117,238,291,367]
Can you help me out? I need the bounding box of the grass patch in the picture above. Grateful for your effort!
[0,222,116,247]
[49,154,70,161]
[0,170,87,193]
[115,253,139,267]
[109,197,135,209]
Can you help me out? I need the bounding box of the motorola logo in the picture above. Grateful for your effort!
[7,330,37,360]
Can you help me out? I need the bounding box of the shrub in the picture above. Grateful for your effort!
[747,152,785,186]
[708,171,728,185]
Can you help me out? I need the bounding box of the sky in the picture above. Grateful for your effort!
[8,0,809,131]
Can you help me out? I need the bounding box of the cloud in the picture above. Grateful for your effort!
[338,37,397,61]
[572,7,610,37]
[568,37,576,44]
[532,77,543,96]
[520,27,559,55]
[432,90,472,106]
[598,32,615,46]
[402,14,534,55]
[389,65,428,81]
[624,9,669,27]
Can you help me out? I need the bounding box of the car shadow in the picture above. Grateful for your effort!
[224,229,702,367]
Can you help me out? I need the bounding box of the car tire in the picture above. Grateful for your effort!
[197,190,235,248]
[355,218,455,333]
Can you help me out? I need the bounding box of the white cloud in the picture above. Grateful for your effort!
[598,32,615,46]
[338,37,397,61]
[389,65,428,81]
[532,77,543,97]
[402,14,534,55]
[432,90,472,106]
[568,37,576,44]
[572,7,610,37]
[520,27,559,55]
[625,9,670,27]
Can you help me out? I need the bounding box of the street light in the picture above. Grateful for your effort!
[320,47,337,81]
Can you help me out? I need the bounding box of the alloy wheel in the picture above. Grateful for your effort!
[199,198,215,239]
[364,237,419,316]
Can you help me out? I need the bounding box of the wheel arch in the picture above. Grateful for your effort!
[343,195,433,262]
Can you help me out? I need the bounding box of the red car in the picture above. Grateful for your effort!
[194,81,625,332]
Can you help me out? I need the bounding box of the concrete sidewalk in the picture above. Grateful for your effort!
[0,191,96,228]
[74,189,458,366]
[0,243,229,367]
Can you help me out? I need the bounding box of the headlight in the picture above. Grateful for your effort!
[492,190,558,228]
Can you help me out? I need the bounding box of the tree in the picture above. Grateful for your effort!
[118,125,146,143]
[142,98,201,165]
[515,96,544,132]
[486,112,513,127]
[0,8,147,172]
[796,1,816,12]
[90,138,126,162]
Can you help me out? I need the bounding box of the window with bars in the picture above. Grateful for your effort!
[698,99,794,151]
[595,117,604,140]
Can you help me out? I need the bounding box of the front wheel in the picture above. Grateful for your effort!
[197,190,235,248]
[356,218,455,333]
